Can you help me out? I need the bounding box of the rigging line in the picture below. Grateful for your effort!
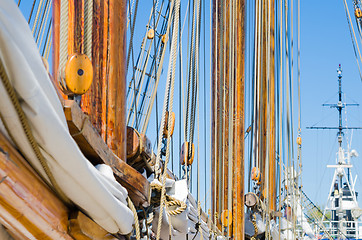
[202,0,207,209]
[247,0,256,193]
[141,2,174,133]
[209,0,212,215]
[17,0,21,6]
[44,27,52,60]
[84,0,93,59]
[28,0,37,24]
[31,0,45,35]
[156,0,180,239]
[35,0,50,44]
[41,19,52,56]
[59,0,69,81]
[343,0,362,81]
[36,0,51,47]
[126,0,139,71]
[219,0,225,219]
[179,2,182,179]
[185,0,196,145]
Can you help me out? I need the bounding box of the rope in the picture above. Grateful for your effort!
[0,57,71,206]
[150,182,187,216]
[126,0,139,71]
[28,0,37,24]
[36,0,51,47]
[41,19,52,57]
[250,213,258,240]
[44,27,52,60]
[84,0,93,59]
[197,201,203,240]
[59,0,69,83]
[155,0,180,239]
[127,197,141,240]
[31,0,45,35]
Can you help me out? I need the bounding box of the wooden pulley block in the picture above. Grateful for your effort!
[64,53,93,95]
[251,167,260,181]
[180,142,195,166]
[163,111,175,137]
[220,210,232,227]
[161,34,168,44]
[126,126,141,160]
[356,8,362,18]
[126,127,155,175]
[245,192,258,208]
[147,29,155,39]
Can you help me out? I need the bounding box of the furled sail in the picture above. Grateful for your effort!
[0,0,133,234]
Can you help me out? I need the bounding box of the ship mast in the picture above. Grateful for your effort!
[212,0,245,238]
[308,65,362,239]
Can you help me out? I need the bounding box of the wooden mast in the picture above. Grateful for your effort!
[53,0,149,206]
[257,0,276,212]
[212,0,245,238]
[233,0,245,238]
[268,0,276,212]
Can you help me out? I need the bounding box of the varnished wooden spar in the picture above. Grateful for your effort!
[212,0,245,238]
[258,0,276,212]
[80,0,127,162]
[108,0,127,160]
[233,0,245,238]
[268,0,276,212]
[0,130,125,239]
[0,131,72,240]
[81,0,109,134]
[64,100,150,206]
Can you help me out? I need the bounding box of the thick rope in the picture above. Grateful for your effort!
[59,0,69,85]
[127,197,141,240]
[250,213,258,240]
[84,0,93,59]
[0,58,71,206]
[155,0,180,239]
[150,182,187,216]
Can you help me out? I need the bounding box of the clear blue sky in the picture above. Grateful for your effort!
[16,0,362,209]
[300,0,362,206]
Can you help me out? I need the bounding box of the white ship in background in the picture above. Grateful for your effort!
[309,65,362,239]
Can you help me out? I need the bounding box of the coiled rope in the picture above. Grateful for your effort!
[150,182,187,216]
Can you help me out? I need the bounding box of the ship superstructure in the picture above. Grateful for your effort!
[309,65,362,239]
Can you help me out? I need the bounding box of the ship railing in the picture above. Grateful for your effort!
[318,220,361,238]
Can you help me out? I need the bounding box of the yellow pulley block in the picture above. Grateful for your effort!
[220,210,232,227]
[251,167,260,181]
[163,111,176,137]
[356,8,362,18]
[65,53,93,95]
[296,136,302,146]
[180,142,195,166]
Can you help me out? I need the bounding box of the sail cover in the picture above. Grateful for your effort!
[0,0,134,234]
